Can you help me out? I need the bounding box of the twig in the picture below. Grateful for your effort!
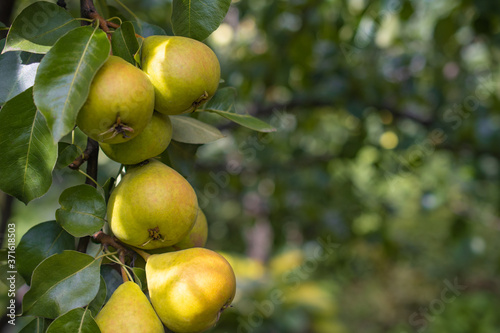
[80,0,111,42]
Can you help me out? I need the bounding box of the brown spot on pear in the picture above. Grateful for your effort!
[141,36,220,115]
[107,159,198,249]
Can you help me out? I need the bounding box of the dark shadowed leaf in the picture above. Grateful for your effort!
[22,251,102,319]
[170,115,224,144]
[55,143,82,169]
[100,265,122,303]
[17,221,75,285]
[111,21,139,65]
[46,308,100,333]
[56,185,106,237]
[33,25,110,142]
[0,88,57,204]
[19,317,51,333]
[172,0,231,41]
[88,276,107,316]
[4,1,80,54]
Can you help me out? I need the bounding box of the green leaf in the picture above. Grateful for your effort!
[0,45,40,105]
[56,184,106,237]
[202,88,277,133]
[100,265,122,302]
[111,21,139,65]
[137,20,167,37]
[46,308,100,333]
[172,0,231,41]
[132,267,147,291]
[56,143,81,169]
[88,276,107,316]
[19,317,50,333]
[22,250,102,319]
[17,221,75,285]
[159,141,200,178]
[33,25,110,142]
[4,1,80,54]
[95,0,110,20]
[0,88,58,204]
[170,115,224,144]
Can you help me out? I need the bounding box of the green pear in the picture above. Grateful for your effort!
[77,56,155,144]
[145,248,236,333]
[95,281,164,333]
[100,112,173,165]
[108,159,198,249]
[141,36,220,115]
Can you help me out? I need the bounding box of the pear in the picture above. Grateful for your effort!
[141,36,220,115]
[100,112,173,165]
[108,159,198,249]
[95,281,164,333]
[144,248,236,333]
[77,56,155,144]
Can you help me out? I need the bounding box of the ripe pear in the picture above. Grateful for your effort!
[141,36,220,115]
[145,248,236,333]
[77,55,155,144]
[100,112,173,165]
[108,159,198,249]
[95,281,164,333]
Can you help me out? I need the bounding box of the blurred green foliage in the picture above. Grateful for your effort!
[3,0,500,332]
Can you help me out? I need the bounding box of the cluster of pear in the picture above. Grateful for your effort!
[76,36,236,333]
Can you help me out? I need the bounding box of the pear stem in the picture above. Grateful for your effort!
[133,247,152,262]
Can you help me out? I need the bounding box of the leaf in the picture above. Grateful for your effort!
[88,276,107,316]
[19,317,50,333]
[55,142,81,169]
[170,115,224,144]
[56,184,106,237]
[46,308,100,333]
[33,25,110,142]
[17,221,75,285]
[100,265,122,303]
[95,0,110,20]
[4,1,80,54]
[111,21,139,65]
[22,250,102,319]
[202,88,276,133]
[172,0,232,41]
[132,267,147,291]
[0,88,58,204]
[159,141,200,178]
[137,20,167,37]
[0,41,40,105]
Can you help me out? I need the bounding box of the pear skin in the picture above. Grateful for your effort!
[141,36,220,115]
[95,281,164,333]
[108,159,198,249]
[146,248,236,333]
[77,56,155,144]
[100,112,173,165]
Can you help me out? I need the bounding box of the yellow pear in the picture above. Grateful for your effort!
[77,56,155,144]
[145,248,236,333]
[107,159,198,249]
[100,112,173,165]
[95,281,164,333]
[141,36,220,115]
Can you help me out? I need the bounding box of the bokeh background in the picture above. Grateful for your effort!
[2,0,500,332]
